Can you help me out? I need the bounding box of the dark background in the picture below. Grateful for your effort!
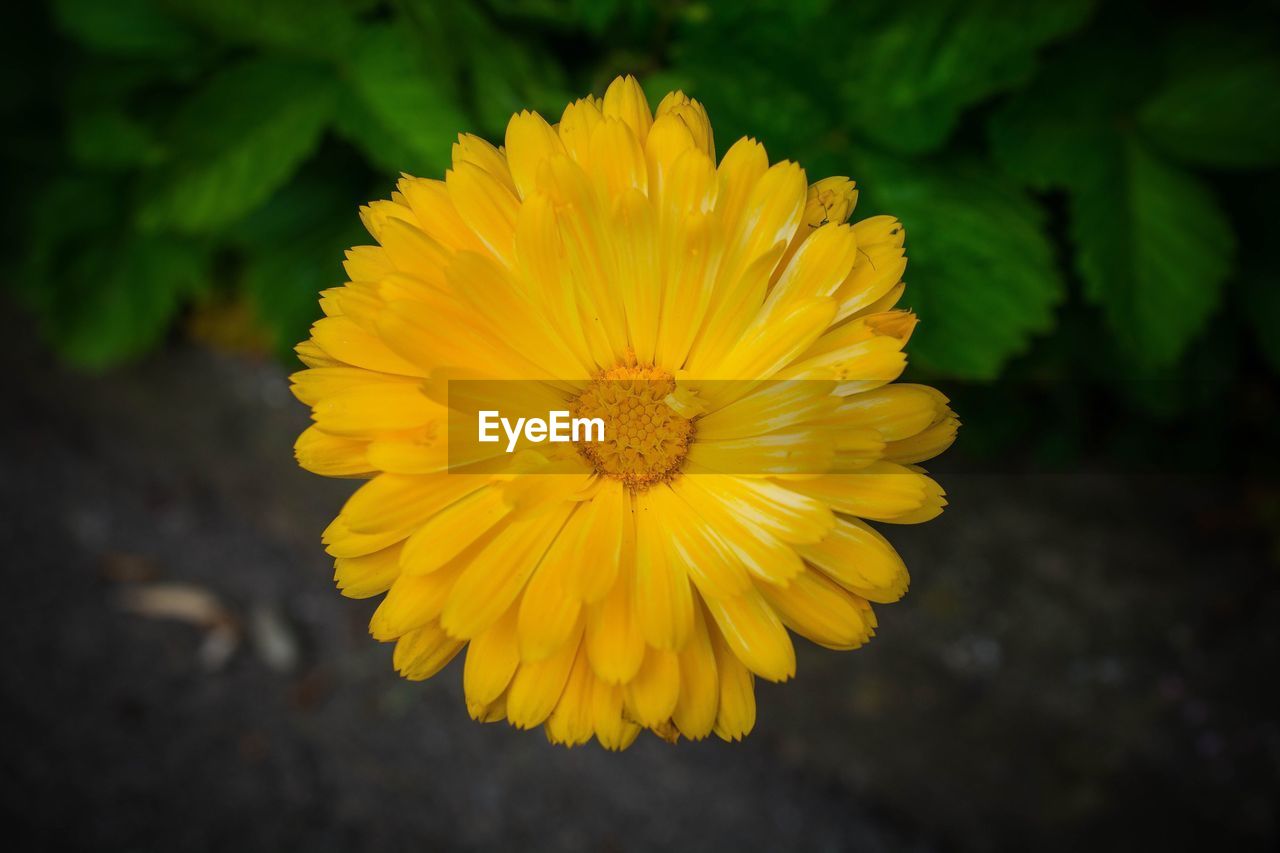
[2,1,1279,850]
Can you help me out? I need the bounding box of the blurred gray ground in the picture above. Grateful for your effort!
[1,325,1278,853]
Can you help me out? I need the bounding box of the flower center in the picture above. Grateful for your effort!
[569,361,693,490]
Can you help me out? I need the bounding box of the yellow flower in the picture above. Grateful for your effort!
[292,76,958,749]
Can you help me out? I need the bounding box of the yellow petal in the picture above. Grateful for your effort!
[452,132,516,194]
[291,366,412,408]
[455,251,588,380]
[506,623,582,728]
[294,426,372,477]
[310,382,440,438]
[535,154,629,363]
[830,384,945,441]
[505,110,564,201]
[374,295,490,375]
[702,586,795,682]
[633,489,694,649]
[874,468,948,524]
[710,622,756,741]
[644,112,697,200]
[295,339,341,368]
[649,484,752,600]
[771,177,858,286]
[322,516,403,559]
[612,189,659,363]
[795,516,909,603]
[557,96,604,167]
[764,223,859,319]
[401,486,512,575]
[776,319,912,392]
[393,620,465,680]
[310,315,425,376]
[671,603,718,739]
[835,242,906,321]
[686,427,835,478]
[343,245,395,283]
[517,527,585,661]
[706,297,836,381]
[683,474,834,545]
[513,193,597,370]
[560,478,625,602]
[696,380,838,441]
[723,160,808,274]
[852,213,905,248]
[333,543,402,599]
[687,159,809,372]
[440,500,575,639]
[854,280,906,318]
[671,476,804,586]
[585,556,645,684]
[463,602,521,706]
[544,643,595,746]
[359,199,417,242]
[653,206,717,370]
[806,176,858,228]
[884,413,960,465]
[589,674,640,750]
[364,435,448,475]
[624,647,681,728]
[715,137,769,242]
[446,160,519,267]
[759,568,874,650]
[655,90,714,157]
[396,175,486,253]
[341,473,487,537]
[782,462,946,523]
[468,690,508,724]
[589,118,648,200]
[601,75,653,144]
[378,216,451,279]
[369,557,465,640]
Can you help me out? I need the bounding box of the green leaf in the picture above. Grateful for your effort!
[858,152,1065,379]
[68,110,165,171]
[337,23,468,177]
[164,0,365,60]
[460,19,573,138]
[331,87,431,179]
[1138,28,1280,170]
[53,0,198,58]
[138,58,334,233]
[1071,141,1235,368]
[230,177,365,357]
[836,0,1094,154]
[241,235,350,359]
[17,175,120,295]
[990,42,1237,368]
[669,0,1094,156]
[40,237,209,369]
[19,178,195,369]
[484,0,635,34]
[985,40,1147,190]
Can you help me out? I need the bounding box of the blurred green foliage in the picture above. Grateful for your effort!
[3,0,1278,414]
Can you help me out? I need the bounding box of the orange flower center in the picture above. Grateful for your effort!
[569,361,693,490]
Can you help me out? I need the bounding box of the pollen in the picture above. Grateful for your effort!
[569,360,694,490]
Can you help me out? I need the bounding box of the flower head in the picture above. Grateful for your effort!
[293,75,958,749]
